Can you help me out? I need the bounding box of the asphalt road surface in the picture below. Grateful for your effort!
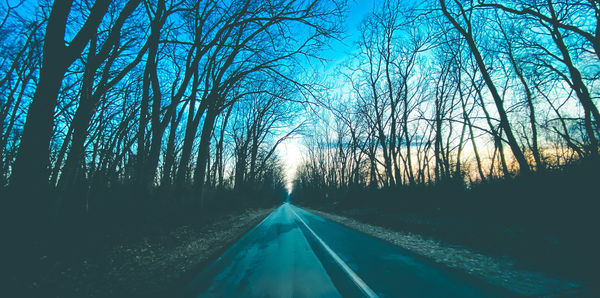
[178,203,509,297]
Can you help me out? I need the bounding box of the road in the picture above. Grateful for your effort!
[178,203,508,297]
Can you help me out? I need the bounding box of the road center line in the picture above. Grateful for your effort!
[287,204,378,298]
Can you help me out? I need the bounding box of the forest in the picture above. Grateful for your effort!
[290,0,599,286]
[294,0,599,192]
[1,1,342,230]
[0,0,598,296]
[0,0,343,294]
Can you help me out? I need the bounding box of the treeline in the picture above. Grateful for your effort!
[0,0,343,240]
[293,0,600,200]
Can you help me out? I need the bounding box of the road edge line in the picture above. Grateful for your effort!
[287,204,378,298]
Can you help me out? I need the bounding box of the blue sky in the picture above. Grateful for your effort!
[342,0,374,46]
[279,0,375,191]
[319,0,374,66]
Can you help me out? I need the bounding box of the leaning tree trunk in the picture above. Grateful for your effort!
[193,108,218,205]
[439,0,530,174]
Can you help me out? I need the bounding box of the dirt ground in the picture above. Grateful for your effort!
[24,207,274,298]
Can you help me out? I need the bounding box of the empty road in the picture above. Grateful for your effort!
[178,203,508,297]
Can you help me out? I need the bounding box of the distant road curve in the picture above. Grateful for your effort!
[178,203,508,297]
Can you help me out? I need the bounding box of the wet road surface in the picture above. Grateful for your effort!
[178,203,509,297]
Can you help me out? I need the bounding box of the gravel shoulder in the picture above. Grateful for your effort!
[305,207,586,296]
[31,207,274,298]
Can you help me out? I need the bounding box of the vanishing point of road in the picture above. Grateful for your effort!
[178,203,508,297]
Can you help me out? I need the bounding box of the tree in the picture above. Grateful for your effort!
[11,0,112,198]
[438,0,531,174]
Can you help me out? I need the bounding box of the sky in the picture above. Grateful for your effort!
[322,0,374,62]
[277,0,374,192]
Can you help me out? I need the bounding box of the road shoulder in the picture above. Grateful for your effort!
[305,207,584,296]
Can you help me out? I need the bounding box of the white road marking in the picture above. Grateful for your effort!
[287,204,379,298]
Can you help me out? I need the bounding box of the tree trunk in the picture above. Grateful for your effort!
[10,0,75,196]
[162,110,179,188]
[440,0,530,174]
[546,6,599,156]
[500,22,544,170]
[174,86,205,189]
[193,108,218,204]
